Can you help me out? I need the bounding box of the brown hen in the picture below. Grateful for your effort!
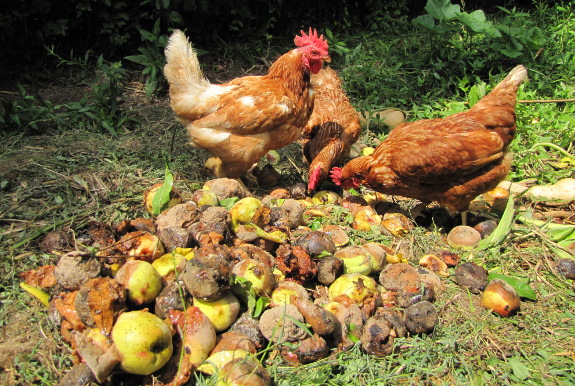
[164,29,330,179]
[301,67,361,192]
[331,65,528,218]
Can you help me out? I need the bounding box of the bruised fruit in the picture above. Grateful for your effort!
[295,231,336,257]
[212,331,257,354]
[447,226,481,250]
[334,246,373,275]
[55,251,101,291]
[404,301,438,334]
[116,231,165,263]
[232,259,276,297]
[111,310,173,375]
[312,190,341,205]
[197,350,252,376]
[182,255,232,301]
[168,306,216,368]
[473,220,498,239]
[352,206,382,231]
[144,183,182,216]
[294,298,337,336]
[481,279,521,317]
[230,197,263,226]
[203,178,250,200]
[255,164,281,188]
[192,189,219,207]
[281,334,329,365]
[453,262,488,294]
[360,314,395,357]
[320,224,349,247]
[419,254,449,277]
[328,273,378,304]
[270,281,310,307]
[193,292,240,332]
[115,260,162,305]
[554,258,575,280]
[74,277,126,334]
[230,314,265,350]
[362,243,387,273]
[154,281,185,319]
[380,213,414,237]
[317,256,344,285]
[217,357,272,386]
[258,304,306,343]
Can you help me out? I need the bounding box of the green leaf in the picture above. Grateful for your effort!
[508,356,530,381]
[316,251,333,258]
[457,10,491,33]
[152,164,174,216]
[412,14,451,34]
[253,297,271,318]
[517,214,575,242]
[219,197,240,210]
[548,244,575,260]
[478,195,515,250]
[488,272,537,300]
[424,0,461,21]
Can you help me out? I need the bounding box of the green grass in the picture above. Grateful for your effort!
[1,1,574,385]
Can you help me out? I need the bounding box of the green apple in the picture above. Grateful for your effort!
[192,189,219,206]
[197,349,251,375]
[152,252,186,278]
[111,310,173,375]
[270,281,309,307]
[334,246,373,275]
[193,292,240,332]
[115,260,163,305]
[328,273,378,304]
[177,306,217,367]
[232,259,275,297]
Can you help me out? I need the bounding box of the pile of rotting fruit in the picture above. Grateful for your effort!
[19,176,568,385]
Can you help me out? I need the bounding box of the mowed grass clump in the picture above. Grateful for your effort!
[1,1,574,385]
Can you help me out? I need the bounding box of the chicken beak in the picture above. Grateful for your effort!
[324,55,332,63]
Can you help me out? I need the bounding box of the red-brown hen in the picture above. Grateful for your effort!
[164,29,330,179]
[331,65,528,216]
[301,67,362,192]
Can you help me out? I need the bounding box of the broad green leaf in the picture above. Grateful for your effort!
[488,272,537,300]
[508,356,530,381]
[478,194,515,250]
[152,164,174,216]
[424,0,461,21]
[412,14,450,34]
[457,10,493,34]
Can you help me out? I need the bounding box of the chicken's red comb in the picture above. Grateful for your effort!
[308,165,322,192]
[330,167,343,186]
[294,28,329,51]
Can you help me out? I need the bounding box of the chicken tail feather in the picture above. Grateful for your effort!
[164,30,210,95]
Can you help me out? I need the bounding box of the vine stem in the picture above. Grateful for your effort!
[530,142,575,159]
